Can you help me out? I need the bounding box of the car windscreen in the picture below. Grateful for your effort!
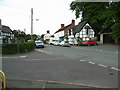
[35,42,43,44]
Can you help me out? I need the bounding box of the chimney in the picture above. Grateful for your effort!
[47,30,50,34]
[72,19,75,26]
[61,24,64,29]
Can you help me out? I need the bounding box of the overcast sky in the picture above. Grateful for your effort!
[0,0,81,35]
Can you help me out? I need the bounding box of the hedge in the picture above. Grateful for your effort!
[1,41,35,54]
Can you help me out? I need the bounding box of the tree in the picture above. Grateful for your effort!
[70,2,120,39]
[12,30,26,42]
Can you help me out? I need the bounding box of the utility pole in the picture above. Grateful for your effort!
[31,8,33,40]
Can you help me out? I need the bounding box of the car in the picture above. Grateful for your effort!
[82,40,97,46]
[59,41,70,47]
[69,41,74,45]
[53,41,60,46]
[35,40,44,48]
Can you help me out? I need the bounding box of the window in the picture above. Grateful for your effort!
[69,29,71,35]
[84,25,91,35]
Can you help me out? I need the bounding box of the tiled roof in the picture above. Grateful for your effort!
[73,21,87,35]
[54,24,71,34]
[1,25,12,33]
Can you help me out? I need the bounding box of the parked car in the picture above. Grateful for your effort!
[82,40,97,46]
[59,41,70,47]
[49,40,56,45]
[35,40,44,48]
[54,41,60,46]
[69,41,74,45]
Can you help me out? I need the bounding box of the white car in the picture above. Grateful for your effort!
[69,41,74,45]
[54,41,60,46]
[59,41,70,47]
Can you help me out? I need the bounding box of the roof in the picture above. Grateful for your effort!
[99,29,112,34]
[55,21,75,34]
[73,21,87,35]
[54,28,64,34]
[1,25,12,33]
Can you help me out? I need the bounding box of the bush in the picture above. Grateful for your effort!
[2,41,35,54]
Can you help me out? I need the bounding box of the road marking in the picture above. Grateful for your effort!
[80,60,86,62]
[111,67,120,71]
[98,64,107,67]
[24,57,65,61]
[88,62,95,64]
[1,56,26,59]
[99,50,103,51]
[20,56,26,58]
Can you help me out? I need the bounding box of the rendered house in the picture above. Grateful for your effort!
[44,30,51,41]
[68,21,95,43]
[54,20,75,42]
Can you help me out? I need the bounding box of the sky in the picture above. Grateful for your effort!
[0,0,81,35]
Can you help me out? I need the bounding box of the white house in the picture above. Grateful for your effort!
[67,21,95,43]
[54,20,75,42]
[44,30,51,41]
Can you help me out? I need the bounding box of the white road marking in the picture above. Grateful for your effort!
[111,67,120,71]
[80,60,86,62]
[98,64,107,67]
[88,62,95,64]
[24,57,65,61]
[20,56,26,58]
[1,56,26,59]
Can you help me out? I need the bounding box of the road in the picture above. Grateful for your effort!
[40,44,119,69]
[2,44,119,88]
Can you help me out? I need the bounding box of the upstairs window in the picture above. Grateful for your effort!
[69,29,71,35]
[84,25,91,35]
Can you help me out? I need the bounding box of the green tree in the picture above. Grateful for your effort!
[70,2,120,39]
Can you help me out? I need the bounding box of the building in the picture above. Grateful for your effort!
[54,20,75,42]
[66,21,95,44]
[44,30,51,41]
[99,29,114,44]
[1,25,14,43]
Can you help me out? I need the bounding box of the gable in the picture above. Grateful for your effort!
[73,21,94,35]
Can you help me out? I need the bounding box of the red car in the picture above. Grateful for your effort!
[82,40,97,46]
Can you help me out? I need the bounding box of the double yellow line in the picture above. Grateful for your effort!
[0,70,6,90]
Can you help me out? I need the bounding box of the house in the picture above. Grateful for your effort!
[0,25,14,43]
[54,20,75,42]
[67,21,95,44]
[44,30,51,41]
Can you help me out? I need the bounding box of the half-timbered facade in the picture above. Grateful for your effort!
[68,21,95,42]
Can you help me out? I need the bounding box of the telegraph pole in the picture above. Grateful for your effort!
[31,8,33,40]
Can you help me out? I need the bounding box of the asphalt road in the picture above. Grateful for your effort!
[42,44,119,69]
[2,44,119,88]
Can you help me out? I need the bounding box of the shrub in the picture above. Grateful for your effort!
[2,41,35,54]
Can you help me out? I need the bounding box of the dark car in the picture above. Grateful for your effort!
[35,40,44,48]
